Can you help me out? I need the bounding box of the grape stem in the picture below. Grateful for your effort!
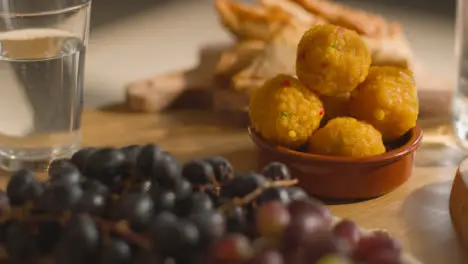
[218,179,298,213]
[0,178,299,260]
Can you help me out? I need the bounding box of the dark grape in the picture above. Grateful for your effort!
[257,188,290,205]
[104,196,123,221]
[71,147,97,173]
[53,183,83,212]
[24,180,44,202]
[86,148,127,185]
[81,179,109,195]
[75,188,107,216]
[127,180,152,193]
[222,172,267,198]
[133,250,164,264]
[39,183,83,213]
[61,213,100,253]
[7,169,36,205]
[354,231,402,262]
[55,214,99,264]
[203,185,220,206]
[101,238,132,264]
[182,160,215,185]
[173,178,193,199]
[36,221,62,254]
[208,234,253,262]
[332,219,361,248]
[152,153,182,188]
[246,249,284,264]
[189,192,214,213]
[203,156,234,183]
[121,144,143,167]
[0,191,10,221]
[5,221,37,260]
[150,211,178,243]
[190,210,226,248]
[262,162,291,181]
[121,193,154,231]
[50,165,83,186]
[287,187,308,201]
[0,145,408,264]
[150,189,176,213]
[135,144,164,179]
[151,213,200,257]
[256,201,291,240]
[48,159,76,177]
[226,206,248,234]
[176,192,213,217]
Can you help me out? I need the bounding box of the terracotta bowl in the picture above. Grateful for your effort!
[249,125,423,199]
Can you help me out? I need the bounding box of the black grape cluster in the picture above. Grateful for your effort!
[0,144,404,264]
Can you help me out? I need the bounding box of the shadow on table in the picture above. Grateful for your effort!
[401,180,466,264]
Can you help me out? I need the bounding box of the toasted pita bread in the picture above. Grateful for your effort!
[231,23,305,94]
[259,0,326,26]
[291,0,387,37]
[214,0,415,74]
[215,41,265,79]
[214,0,416,92]
[215,0,291,41]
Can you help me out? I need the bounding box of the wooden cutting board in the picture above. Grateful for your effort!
[125,43,453,120]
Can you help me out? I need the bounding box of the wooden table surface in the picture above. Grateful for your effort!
[0,105,464,264]
[83,107,467,264]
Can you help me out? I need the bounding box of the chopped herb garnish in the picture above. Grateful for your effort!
[280,112,289,118]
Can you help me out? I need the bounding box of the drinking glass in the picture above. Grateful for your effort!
[0,0,91,171]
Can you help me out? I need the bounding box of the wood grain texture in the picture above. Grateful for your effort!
[125,43,453,115]
[81,108,465,264]
[0,107,463,263]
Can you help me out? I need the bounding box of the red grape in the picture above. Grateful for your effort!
[245,249,284,264]
[209,234,253,262]
[353,231,402,262]
[287,199,333,226]
[332,219,361,248]
[300,232,350,263]
[256,202,291,240]
[282,200,332,254]
[251,237,279,255]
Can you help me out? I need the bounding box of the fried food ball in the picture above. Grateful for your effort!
[296,24,371,96]
[320,93,350,122]
[249,74,324,149]
[349,66,418,142]
[309,117,386,157]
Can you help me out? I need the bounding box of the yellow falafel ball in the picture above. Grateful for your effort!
[249,74,324,149]
[296,25,371,95]
[320,93,350,122]
[349,66,419,142]
[296,24,371,96]
[309,117,386,157]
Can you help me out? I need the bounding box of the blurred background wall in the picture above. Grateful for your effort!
[90,0,456,29]
[83,0,456,108]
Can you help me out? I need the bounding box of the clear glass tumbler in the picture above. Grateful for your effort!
[0,0,91,171]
